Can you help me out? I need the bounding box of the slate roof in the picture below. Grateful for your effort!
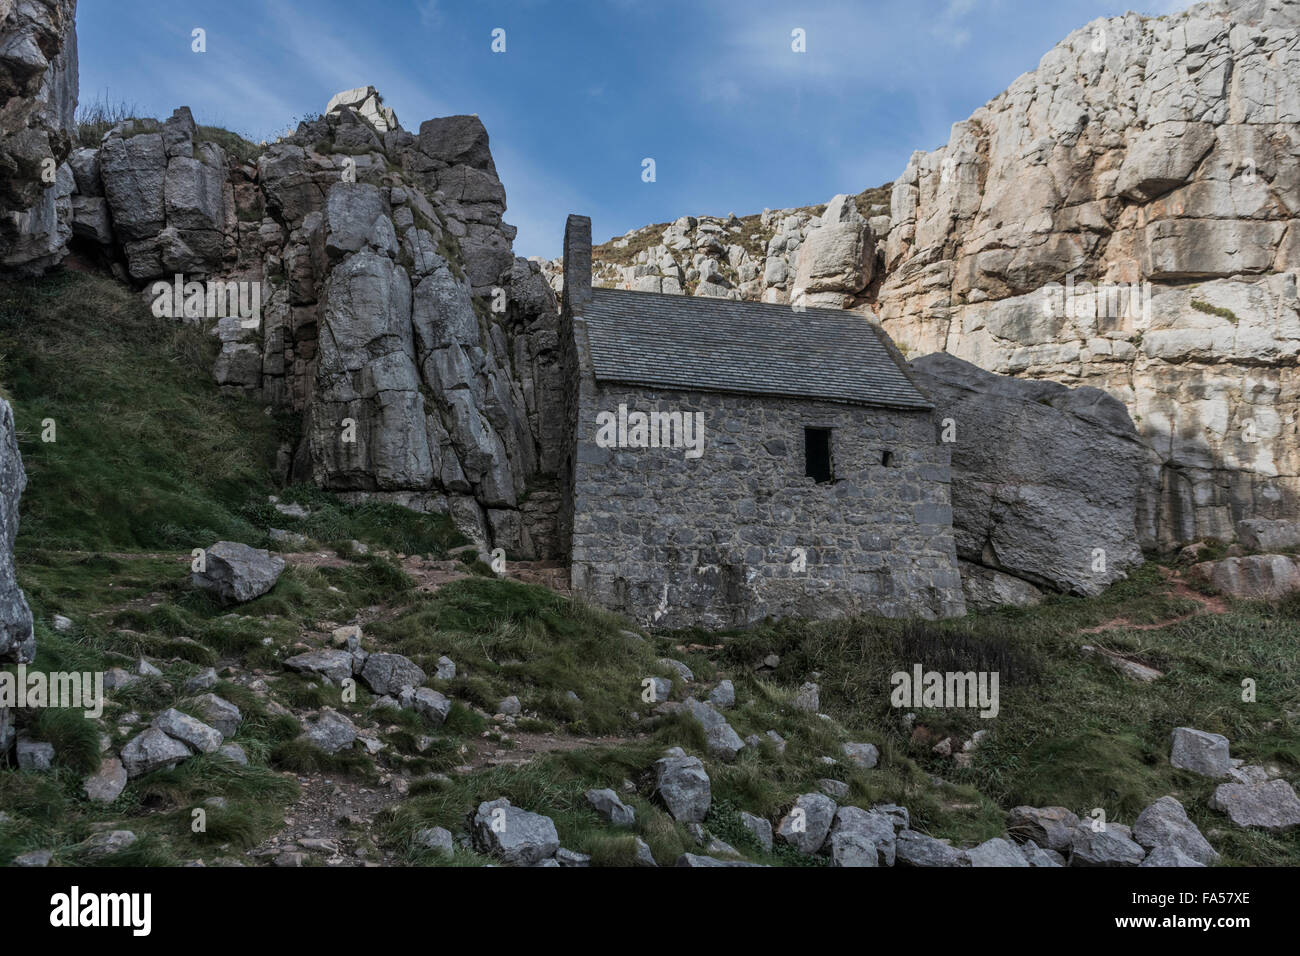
[580,287,933,410]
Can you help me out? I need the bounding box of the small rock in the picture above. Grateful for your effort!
[1140,845,1207,867]
[77,830,137,861]
[470,798,560,865]
[1170,726,1232,779]
[191,693,241,737]
[842,742,879,769]
[217,742,249,765]
[818,778,850,799]
[556,847,591,867]
[16,739,55,771]
[435,656,456,680]
[658,658,694,682]
[792,681,819,712]
[497,695,522,716]
[183,668,219,693]
[120,727,193,777]
[52,614,73,632]
[653,751,711,823]
[13,849,53,867]
[708,680,735,709]
[585,788,635,826]
[1006,806,1080,852]
[738,811,773,851]
[414,826,454,854]
[1209,779,1300,831]
[775,793,837,855]
[1132,796,1218,864]
[965,837,1030,867]
[298,708,358,754]
[633,837,658,867]
[153,708,223,753]
[1068,823,1146,867]
[896,829,965,867]
[83,757,128,803]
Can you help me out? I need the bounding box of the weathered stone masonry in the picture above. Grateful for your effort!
[559,215,966,628]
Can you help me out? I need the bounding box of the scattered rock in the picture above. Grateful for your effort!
[77,829,137,861]
[191,693,241,737]
[652,749,711,823]
[16,738,54,771]
[831,807,897,866]
[183,668,219,693]
[83,757,128,804]
[414,826,454,854]
[966,837,1030,867]
[775,793,837,855]
[1170,727,1232,779]
[708,679,735,709]
[217,742,248,766]
[1068,823,1146,867]
[1209,779,1300,831]
[297,708,358,754]
[1007,805,1080,852]
[738,811,773,851]
[681,697,744,762]
[1132,796,1218,864]
[435,656,456,680]
[361,653,426,696]
[153,708,223,753]
[120,727,193,777]
[1140,845,1207,867]
[192,541,285,604]
[675,853,764,867]
[12,849,53,867]
[496,695,521,716]
[842,741,879,769]
[585,788,635,826]
[470,798,560,865]
[896,830,965,867]
[817,778,850,799]
[400,686,451,725]
[657,658,694,682]
[286,649,355,684]
[792,681,819,712]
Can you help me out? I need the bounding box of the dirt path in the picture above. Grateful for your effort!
[1080,566,1228,635]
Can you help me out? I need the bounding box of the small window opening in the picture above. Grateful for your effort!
[881,450,894,467]
[805,427,833,483]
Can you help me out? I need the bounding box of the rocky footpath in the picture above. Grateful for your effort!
[35,86,567,557]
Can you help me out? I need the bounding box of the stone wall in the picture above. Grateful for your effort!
[568,377,966,629]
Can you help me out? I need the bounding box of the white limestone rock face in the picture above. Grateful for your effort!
[878,0,1300,548]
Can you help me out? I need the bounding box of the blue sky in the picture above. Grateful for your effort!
[79,0,1183,258]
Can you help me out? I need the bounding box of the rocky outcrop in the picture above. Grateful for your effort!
[58,88,565,557]
[910,352,1147,597]
[879,0,1300,548]
[0,0,78,276]
[0,397,34,667]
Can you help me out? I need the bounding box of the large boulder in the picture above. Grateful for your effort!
[652,749,711,823]
[1170,727,1232,779]
[1236,519,1300,553]
[192,541,285,604]
[1209,779,1300,832]
[910,352,1147,598]
[1131,796,1218,864]
[1189,555,1300,601]
[0,399,34,664]
[470,798,560,865]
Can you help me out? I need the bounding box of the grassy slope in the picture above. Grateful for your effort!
[0,272,1297,866]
